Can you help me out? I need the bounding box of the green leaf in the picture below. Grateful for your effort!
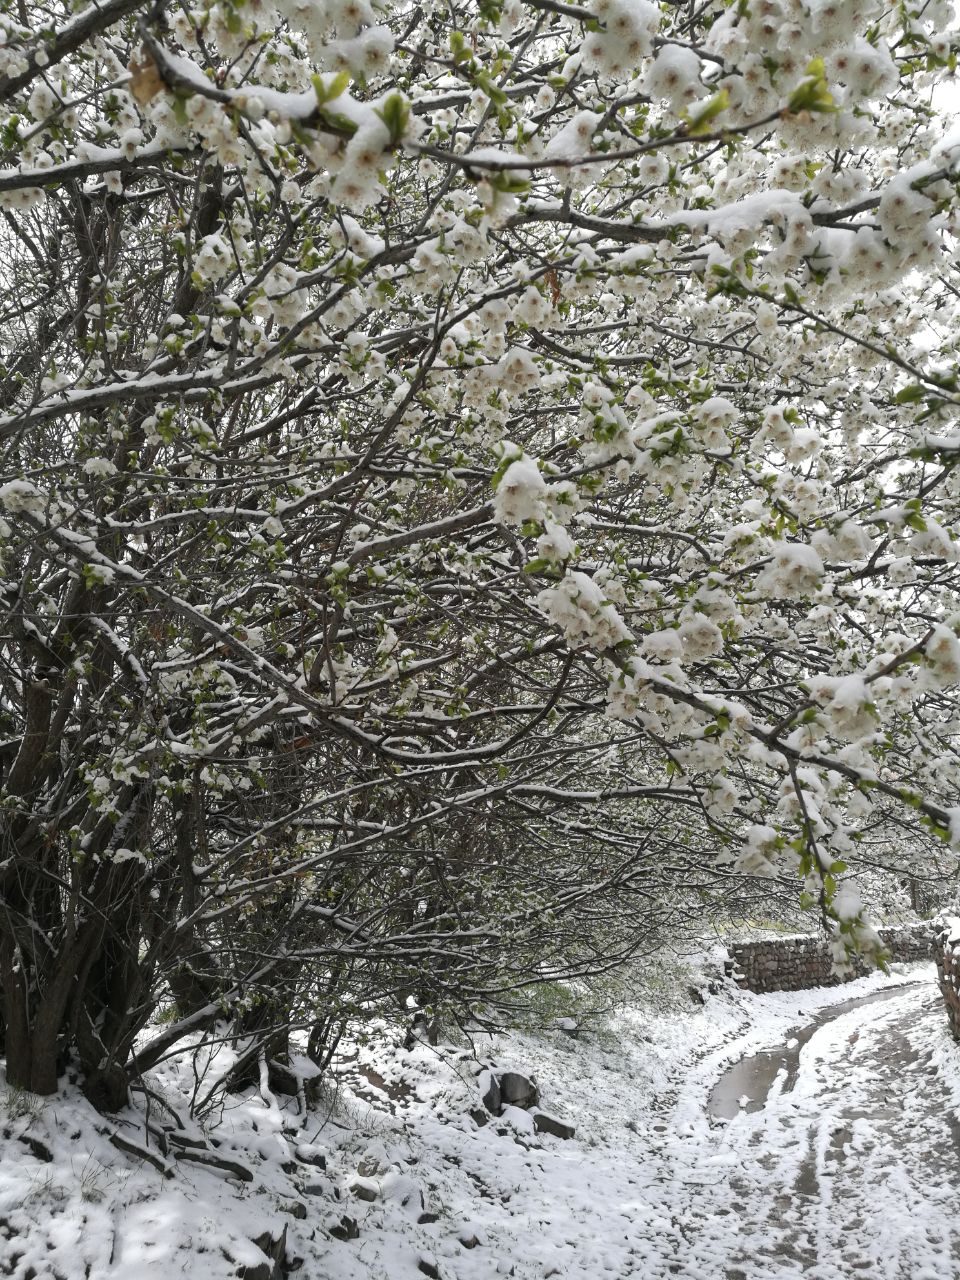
[491,169,530,195]
[785,58,836,115]
[450,30,472,66]
[683,89,730,137]
[374,92,411,146]
[312,70,350,107]
[522,557,553,574]
[894,384,925,404]
[474,70,507,107]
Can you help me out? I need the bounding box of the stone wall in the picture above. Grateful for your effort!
[934,919,960,1040]
[726,923,935,994]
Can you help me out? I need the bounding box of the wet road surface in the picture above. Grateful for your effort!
[706,981,928,1122]
[665,976,960,1279]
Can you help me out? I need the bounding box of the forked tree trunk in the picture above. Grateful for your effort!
[0,926,142,1106]
[0,821,153,1108]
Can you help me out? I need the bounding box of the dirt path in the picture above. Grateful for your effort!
[669,978,960,1280]
[706,982,924,1122]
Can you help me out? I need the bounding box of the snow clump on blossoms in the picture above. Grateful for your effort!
[493,450,548,525]
[752,406,797,454]
[0,480,44,515]
[827,37,898,102]
[641,44,705,113]
[811,520,875,563]
[82,457,119,479]
[495,348,541,393]
[925,625,960,688]
[537,571,632,651]
[331,119,393,211]
[692,396,737,451]
[193,233,234,284]
[581,0,660,81]
[640,628,684,666]
[330,214,385,259]
[678,616,724,663]
[831,880,866,921]
[733,824,784,877]
[514,285,553,327]
[755,542,824,599]
[492,445,584,533]
[545,110,602,162]
[774,770,828,834]
[639,617,723,667]
[323,25,395,77]
[537,522,575,564]
[807,674,878,742]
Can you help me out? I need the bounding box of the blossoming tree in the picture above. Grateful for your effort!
[2,0,960,1104]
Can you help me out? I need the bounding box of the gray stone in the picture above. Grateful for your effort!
[481,1073,501,1115]
[533,1112,575,1140]
[296,1145,327,1170]
[238,1264,274,1280]
[498,1071,539,1109]
[328,1215,360,1241]
[239,1226,287,1279]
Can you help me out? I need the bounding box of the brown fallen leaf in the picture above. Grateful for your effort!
[129,49,165,107]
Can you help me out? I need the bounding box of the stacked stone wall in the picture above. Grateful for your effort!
[727,923,934,994]
[934,921,960,1040]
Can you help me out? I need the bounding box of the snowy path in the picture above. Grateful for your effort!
[313,971,960,1280]
[661,978,959,1279]
[2,970,956,1280]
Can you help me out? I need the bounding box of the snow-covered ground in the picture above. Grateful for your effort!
[0,962,954,1280]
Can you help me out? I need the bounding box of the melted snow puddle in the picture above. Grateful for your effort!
[707,981,926,1121]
